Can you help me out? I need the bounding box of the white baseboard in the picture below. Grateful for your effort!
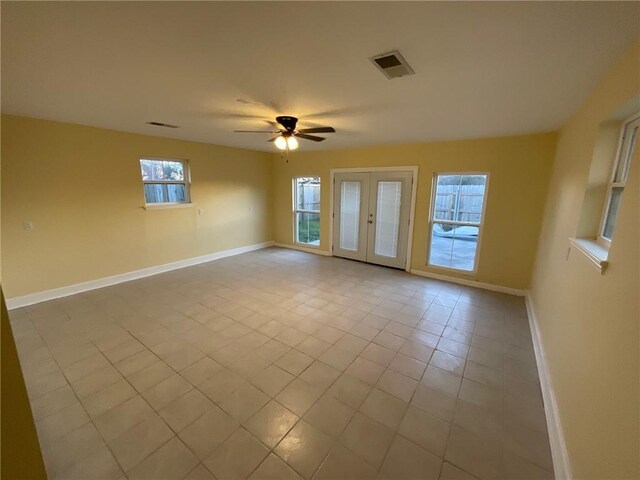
[409,269,526,296]
[6,241,275,310]
[273,243,331,256]
[525,293,572,480]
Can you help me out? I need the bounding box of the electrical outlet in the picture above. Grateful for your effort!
[23,221,34,231]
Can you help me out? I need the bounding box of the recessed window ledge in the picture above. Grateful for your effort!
[569,237,609,274]
[143,203,195,210]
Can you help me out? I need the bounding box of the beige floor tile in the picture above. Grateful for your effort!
[360,343,396,367]
[340,413,395,469]
[244,400,299,448]
[31,385,77,421]
[276,328,308,347]
[127,361,175,393]
[458,378,503,414]
[423,365,462,397]
[430,350,466,376]
[180,357,223,386]
[179,405,240,459]
[41,423,105,478]
[108,415,174,472]
[159,389,214,432]
[303,394,354,438]
[142,374,193,411]
[256,339,291,362]
[211,341,251,366]
[399,406,450,456]
[197,368,246,403]
[70,365,123,399]
[409,330,440,349]
[36,402,90,444]
[464,361,503,389]
[103,338,146,364]
[229,353,272,379]
[183,464,216,480]
[326,374,372,409]
[128,437,198,480]
[276,379,324,416]
[334,334,369,355]
[62,353,112,383]
[379,435,442,480]
[318,345,358,370]
[81,379,137,417]
[295,336,332,358]
[376,369,417,402]
[314,444,377,479]
[444,426,502,480]
[275,349,315,375]
[250,453,302,480]
[274,420,333,479]
[359,388,408,430]
[454,399,503,443]
[250,364,295,397]
[204,428,269,480]
[399,340,435,363]
[219,382,270,422]
[298,361,340,389]
[411,384,457,422]
[58,445,123,480]
[503,422,554,472]
[346,356,386,385]
[94,395,157,442]
[439,462,479,480]
[501,450,554,480]
[389,353,427,380]
[236,330,271,349]
[26,369,68,399]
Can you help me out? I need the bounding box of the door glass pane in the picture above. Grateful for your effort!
[602,187,623,240]
[339,181,361,251]
[297,212,320,245]
[429,222,479,271]
[374,181,402,258]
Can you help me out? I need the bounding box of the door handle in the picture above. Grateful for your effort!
[368,220,373,224]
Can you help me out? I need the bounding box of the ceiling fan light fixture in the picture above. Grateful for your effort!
[274,136,288,150]
[286,136,299,150]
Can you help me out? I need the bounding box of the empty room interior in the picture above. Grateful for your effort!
[1,2,639,480]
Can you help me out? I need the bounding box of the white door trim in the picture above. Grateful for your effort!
[330,166,418,272]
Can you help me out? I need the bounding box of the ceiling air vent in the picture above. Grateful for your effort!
[146,121,179,128]
[370,50,414,79]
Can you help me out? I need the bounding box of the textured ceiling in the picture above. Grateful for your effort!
[2,2,639,151]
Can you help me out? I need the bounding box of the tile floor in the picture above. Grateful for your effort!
[9,247,554,480]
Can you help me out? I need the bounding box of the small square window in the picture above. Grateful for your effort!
[140,158,190,205]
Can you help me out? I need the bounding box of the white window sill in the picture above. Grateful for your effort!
[143,203,195,211]
[569,237,609,274]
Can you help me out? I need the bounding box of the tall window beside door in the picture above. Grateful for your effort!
[428,173,489,272]
[294,177,321,246]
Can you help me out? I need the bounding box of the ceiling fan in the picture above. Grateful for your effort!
[234,116,336,150]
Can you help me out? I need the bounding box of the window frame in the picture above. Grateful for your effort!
[139,157,191,207]
[597,113,639,247]
[293,176,321,247]
[426,171,490,275]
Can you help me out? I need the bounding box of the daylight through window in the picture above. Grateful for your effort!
[600,114,639,243]
[140,158,190,205]
[294,177,321,245]
[428,174,488,272]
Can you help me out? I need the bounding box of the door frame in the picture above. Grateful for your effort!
[329,166,419,272]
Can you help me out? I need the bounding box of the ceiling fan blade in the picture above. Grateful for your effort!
[298,127,336,134]
[233,130,281,133]
[295,133,326,142]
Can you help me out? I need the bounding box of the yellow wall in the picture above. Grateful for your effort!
[272,133,556,290]
[1,115,273,298]
[529,39,640,479]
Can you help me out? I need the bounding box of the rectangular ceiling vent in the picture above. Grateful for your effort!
[370,50,415,79]
[146,121,179,128]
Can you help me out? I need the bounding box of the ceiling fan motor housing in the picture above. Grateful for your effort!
[276,116,298,132]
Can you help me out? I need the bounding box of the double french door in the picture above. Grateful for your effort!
[332,171,413,269]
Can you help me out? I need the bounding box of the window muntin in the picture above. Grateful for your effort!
[140,158,190,205]
[600,115,639,243]
[428,174,488,272]
[294,177,320,246]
